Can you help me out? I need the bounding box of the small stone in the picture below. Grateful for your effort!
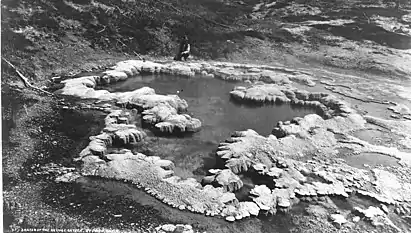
[225,216,236,222]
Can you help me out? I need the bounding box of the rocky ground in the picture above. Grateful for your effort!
[2,0,411,233]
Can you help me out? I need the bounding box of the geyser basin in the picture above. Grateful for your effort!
[101,74,318,179]
[55,60,411,231]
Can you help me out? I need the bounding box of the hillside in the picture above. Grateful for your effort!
[2,0,411,85]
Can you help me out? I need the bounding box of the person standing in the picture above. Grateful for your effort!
[174,35,190,61]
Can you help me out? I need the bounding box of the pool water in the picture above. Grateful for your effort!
[103,74,319,179]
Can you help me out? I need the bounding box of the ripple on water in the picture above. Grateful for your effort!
[102,74,319,180]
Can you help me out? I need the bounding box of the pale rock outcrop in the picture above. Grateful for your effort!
[289,74,316,86]
[102,70,128,83]
[142,103,201,133]
[273,113,366,137]
[272,188,295,209]
[250,185,275,211]
[230,84,354,118]
[118,89,202,134]
[372,169,411,203]
[354,206,401,231]
[214,67,261,81]
[56,76,104,97]
[104,124,146,144]
[56,60,319,101]
[211,63,315,85]
[162,63,196,76]
[259,70,292,84]
[216,128,411,217]
[239,201,260,216]
[202,169,244,192]
[115,87,156,103]
[120,93,188,112]
[217,129,332,172]
[76,110,146,161]
[82,150,242,216]
[231,85,289,103]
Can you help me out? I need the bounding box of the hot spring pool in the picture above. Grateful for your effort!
[102,74,319,179]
